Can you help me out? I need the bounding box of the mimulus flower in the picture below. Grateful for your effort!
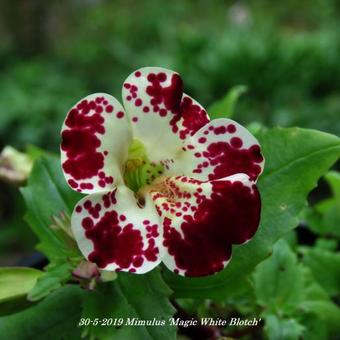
[60,67,264,277]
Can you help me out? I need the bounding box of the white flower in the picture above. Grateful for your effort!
[60,67,264,277]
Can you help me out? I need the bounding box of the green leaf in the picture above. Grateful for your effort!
[314,238,338,251]
[0,268,42,303]
[82,269,176,340]
[0,285,83,340]
[207,85,247,119]
[301,314,328,340]
[0,297,33,317]
[28,262,73,301]
[264,314,305,340]
[163,128,340,298]
[303,171,340,238]
[21,155,82,260]
[253,239,304,315]
[299,268,340,336]
[254,241,340,339]
[325,171,340,198]
[300,246,340,297]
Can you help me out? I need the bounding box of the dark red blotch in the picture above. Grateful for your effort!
[163,180,261,277]
[201,142,263,181]
[83,191,159,269]
[61,99,105,180]
[146,72,208,137]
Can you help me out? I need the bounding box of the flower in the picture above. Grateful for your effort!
[0,146,33,185]
[60,67,264,277]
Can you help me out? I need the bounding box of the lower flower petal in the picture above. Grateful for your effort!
[174,118,265,182]
[71,186,163,273]
[149,174,261,277]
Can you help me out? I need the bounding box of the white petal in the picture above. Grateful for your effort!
[148,174,261,276]
[122,67,209,171]
[71,185,163,274]
[61,93,132,193]
[173,118,264,182]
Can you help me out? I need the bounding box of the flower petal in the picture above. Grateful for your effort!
[174,118,264,182]
[71,186,163,273]
[149,174,261,277]
[122,67,209,166]
[61,93,132,194]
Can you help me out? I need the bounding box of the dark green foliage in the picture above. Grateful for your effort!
[1,1,340,339]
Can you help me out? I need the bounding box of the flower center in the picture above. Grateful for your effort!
[123,139,165,193]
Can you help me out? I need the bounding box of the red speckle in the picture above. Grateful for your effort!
[116,111,124,119]
[132,117,138,123]
[143,106,150,113]
[76,206,82,213]
[133,256,144,267]
[82,217,94,230]
[198,137,207,144]
[159,108,167,117]
[147,73,156,82]
[106,105,113,113]
[227,124,236,133]
[80,183,94,190]
[135,71,141,77]
[157,72,167,82]
[96,106,103,114]
[159,178,261,276]
[68,179,78,188]
[230,137,243,148]
[214,126,227,134]
[135,98,142,107]
[105,176,114,184]
[84,200,91,209]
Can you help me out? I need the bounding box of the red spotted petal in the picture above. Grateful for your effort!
[175,118,264,182]
[61,93,132,194]
[71,186,163,273]
[122,67,209,167]
[149,174,261,277]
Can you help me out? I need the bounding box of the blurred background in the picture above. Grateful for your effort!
[0,0,339,265]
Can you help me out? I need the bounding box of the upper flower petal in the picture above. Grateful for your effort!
[173,118,264,182]
[71,186,163,273]
[61,93,132,194]
[149,173,261,277]
[122,67,209,167]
